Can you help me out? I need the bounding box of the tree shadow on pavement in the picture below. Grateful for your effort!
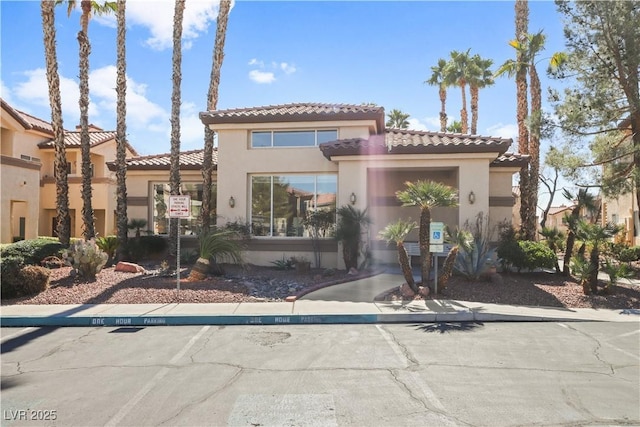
[412,322,484,334]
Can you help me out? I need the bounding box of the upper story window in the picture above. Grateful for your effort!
[251,130,338,148]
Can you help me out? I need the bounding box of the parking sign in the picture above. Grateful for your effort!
[430,222,444,253]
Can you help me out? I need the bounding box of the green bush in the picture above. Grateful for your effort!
[498,240,556,272]
[1,258,50,299]
[139,235,167,254]
[122,239,146,262]
[0,238,64,265]
[62,239,108,279]
[618,246,640,263]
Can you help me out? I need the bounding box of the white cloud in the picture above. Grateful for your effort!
[406,118,428,131]
[123,1,221,51]
[486,122,518,141]
[249,70,276,84]
[179,102,206,150]
[248,58,264,67]
[280,62,296,74]
[0,80,13,104]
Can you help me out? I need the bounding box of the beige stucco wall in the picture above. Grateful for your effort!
[0,161,41,243]
[603,192,638,245]
[210,121,372,268]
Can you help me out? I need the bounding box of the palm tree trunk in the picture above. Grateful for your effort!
[78,28,95,239]
[202,0,231,234]
[419,207,432,286]
[397,242,417,293]
[439,87,447,132]
[563,230,575,276]
[439,246,459,290]
[41,0,70,246]
[115,0,128,261]
[588,247,599,294]
[460,83,468,134]
[527,63,542,241]
[470,85,479,135]
[169,0,185,256]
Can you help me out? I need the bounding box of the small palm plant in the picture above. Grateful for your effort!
[570,255,595,295]
[396,180,458,286]
[96,235,119,267]
[379,219,418,293]
[440,226,473,290]
[575,221,622,294]
[336,206,371,271]
[600,258,633,295]
[127,218,148,239]
[189,229,244,281]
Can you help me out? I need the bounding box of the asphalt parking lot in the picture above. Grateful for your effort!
[2,322,639,426]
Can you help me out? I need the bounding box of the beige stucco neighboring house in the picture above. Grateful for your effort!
[1,98,138,243]
[200,102,528,268]
[106,149,218,238]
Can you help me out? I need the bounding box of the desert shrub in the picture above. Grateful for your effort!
[271,255,295,270]
[454,213,496,280]
[1,259,50,299]
[0,238,64,265]
[496,223,521,271]
[62,239,108,279]
[500,241,556,272]
[222,220,253,239]
[139,235,167,255]
[618,246,640,263]
[180,249,199,265]
[122,239,146,262]
[1,256,25,298]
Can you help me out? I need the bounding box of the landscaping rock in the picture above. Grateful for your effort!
[418,286,430,297]
[115,262,145,273]
[400,283,416,298]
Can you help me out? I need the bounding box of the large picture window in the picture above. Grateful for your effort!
[251,130,337,148]
[251,174,337,237]
[152,183,216,235]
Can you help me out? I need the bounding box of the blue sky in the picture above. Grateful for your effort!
[1,0,570,206]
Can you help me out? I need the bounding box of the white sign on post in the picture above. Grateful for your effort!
[169,195,190,296]
[169,195,191,218]
[429,221,444,253]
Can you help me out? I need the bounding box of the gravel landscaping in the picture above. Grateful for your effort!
[2,263,639,309]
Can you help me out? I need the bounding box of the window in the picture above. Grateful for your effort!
[66,162,72,175]
[251,130,338,148]
[152,182,217,235]
[250,174,337,237]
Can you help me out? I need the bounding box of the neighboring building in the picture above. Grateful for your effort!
[545,204,574,235]
[106,149,218,237]
[198,102,527,268]
[0,99,138,243]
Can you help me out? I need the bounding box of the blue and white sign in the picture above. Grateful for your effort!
[430,222,444,253]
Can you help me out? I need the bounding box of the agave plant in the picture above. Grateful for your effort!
[188,229,244,281]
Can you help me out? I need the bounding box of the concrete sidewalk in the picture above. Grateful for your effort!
[1,273,639,327]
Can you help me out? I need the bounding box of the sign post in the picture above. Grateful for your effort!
[430,222,445,295]
[169,195,191,295]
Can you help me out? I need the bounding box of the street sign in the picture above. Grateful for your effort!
[169,195,191,218]
[430,222,445,253]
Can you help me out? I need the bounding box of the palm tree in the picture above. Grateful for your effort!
[539,226,564,273]
[575,221,622,294]
[64,0,116,239]
[396,180,459,286]
[561,188,598,276]
[440,227,473,290]
[189,229,244,281]
[336,206,371,270]
[446,120,463,133]
[202,0,231,235]
[378,219,418,293]
[385,109,410,129]
[425,58,451,132]
[114,0,128,262]
[169,0,185,257]
[41,0,70,246]
[468,54,494,135]
[447,49,472,134]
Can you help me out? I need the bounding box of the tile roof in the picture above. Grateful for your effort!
[107,148,217,171]
[200,102,385,130]
[320,128,515,159]
[1,98,54,135]
[548,205,575,216]
[490,152,530,167]
[38,131,117,148]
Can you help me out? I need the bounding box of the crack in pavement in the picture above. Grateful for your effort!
[562,324,618,376]
[156,366,244,426]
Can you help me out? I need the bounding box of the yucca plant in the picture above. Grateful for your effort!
[570,255,595,295]
[539,226,564,273]
[96,235,119,267]
[188,229,244,281]
[379,219,418,293]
